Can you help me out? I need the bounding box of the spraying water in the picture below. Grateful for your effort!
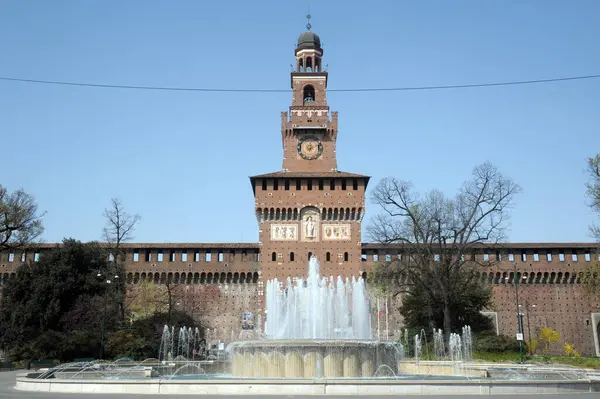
[265,256,372,339]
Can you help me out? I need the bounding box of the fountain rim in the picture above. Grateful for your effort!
[227,339,402,348]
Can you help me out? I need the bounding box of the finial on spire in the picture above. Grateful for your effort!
[306,13,312,31]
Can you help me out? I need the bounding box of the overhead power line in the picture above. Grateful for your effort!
[0,74,599,93]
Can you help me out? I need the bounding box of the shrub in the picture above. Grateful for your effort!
[473,332,521,353]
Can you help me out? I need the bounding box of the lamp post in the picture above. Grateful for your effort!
[98,271,119,360]
[506,269,526,363]
[524,300,536,354]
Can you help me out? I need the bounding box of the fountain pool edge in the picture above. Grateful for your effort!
[15,374,600,395]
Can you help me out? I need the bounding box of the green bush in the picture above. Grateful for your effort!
[473,332,521,353]
[473,351,522,362]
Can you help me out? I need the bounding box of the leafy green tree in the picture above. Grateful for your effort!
[399,267,493,334]
[106,310,200,361]
[368,162,521,342]
[0,239,124,361]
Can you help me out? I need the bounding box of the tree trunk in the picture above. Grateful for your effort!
[166,283,173,325]
[443,297,452,352]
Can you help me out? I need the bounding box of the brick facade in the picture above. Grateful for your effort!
[0,27,598,356]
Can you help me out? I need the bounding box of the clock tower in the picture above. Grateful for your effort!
[250,21,370,298]
[282,22,337,173]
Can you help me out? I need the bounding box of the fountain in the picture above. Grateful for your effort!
[16,258,600,394]
[228,256,403,378]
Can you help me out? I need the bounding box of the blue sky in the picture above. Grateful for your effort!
[1,1,599,244]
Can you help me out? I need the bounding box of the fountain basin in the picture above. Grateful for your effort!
[398,361,488,378]
[228,339,402,379]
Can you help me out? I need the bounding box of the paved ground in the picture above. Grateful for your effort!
[1,370,598,398]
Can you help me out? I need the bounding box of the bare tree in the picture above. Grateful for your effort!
[0,185,45,252]
[102,198,141,322]
[368,162,522,340]
[102,198,141,261]
[586,154,600,241]
[582,154,600,300]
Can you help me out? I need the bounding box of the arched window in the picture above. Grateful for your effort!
[344,252,349,262]
[290,252,295,261]
[326,252,331,262]
[303,85,315,104]
[271,252,277,262]
[308,251,313,260]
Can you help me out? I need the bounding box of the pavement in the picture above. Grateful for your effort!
[1,370,598,398]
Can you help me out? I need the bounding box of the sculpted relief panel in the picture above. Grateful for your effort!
[322,224,351,241]
[270,224,298,241]
[301,207,320,242]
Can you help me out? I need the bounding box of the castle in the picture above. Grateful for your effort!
[1,25,598,356]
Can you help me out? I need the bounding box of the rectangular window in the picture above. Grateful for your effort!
[108,253,115,262]
[285,179,289,190]
[496,251,502,261]
[572,251,578,262]
[508,253,514,262]
[546,253,552,262]
[307,180,312,190]
[205,252,212,262]
[133,251,140,262]
[182,252,188,262]
[318,180,323,190]
[330,180,335,190]
[296,180,301,190]
[533,253,539,262]
[559,252,565,262]
[261,180,267,190]
[483,253,489,261]
[342,180,347,190]
[273,180,278,190]
[434,254,440,262]
[521,252,527,262]
[585,252,591,262]
[373,254,379,262]
[145,250,151,262]
[218,252,224,262]
[353,179,358,190]
[385,254,391,262]
[8,251,14,262]
[21,252,26,263]
[169,251,175,262]
[157,251,164,262]
[194,250,200,262]
[34,252,40,262]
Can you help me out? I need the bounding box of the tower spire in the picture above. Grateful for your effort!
[306,13,312,31]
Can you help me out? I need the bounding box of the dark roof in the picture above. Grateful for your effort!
[19,243,260,250]
[250,171,369,179]
[361,242,598,250]
[15,242,598,251]
[297,30,321,50]
[249,171,371,195]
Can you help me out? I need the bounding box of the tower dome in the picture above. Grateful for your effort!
[297,30,321,50]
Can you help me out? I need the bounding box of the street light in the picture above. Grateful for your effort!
[523,301,537,354]
[505,269,526,363]
[97,271,119,360]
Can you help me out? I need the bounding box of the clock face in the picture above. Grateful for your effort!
[298,137,323,160]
